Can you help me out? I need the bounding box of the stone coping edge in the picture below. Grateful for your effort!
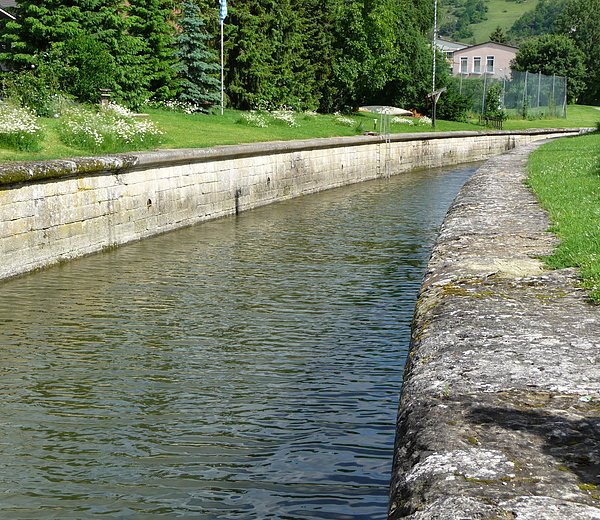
[387,139,600,519]
[0,128,588,188]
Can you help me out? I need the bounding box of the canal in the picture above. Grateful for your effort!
[0,162,479,519]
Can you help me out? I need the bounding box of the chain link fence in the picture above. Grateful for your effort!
[456,70,568,119]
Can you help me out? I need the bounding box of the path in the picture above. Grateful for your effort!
[388,141,600,519]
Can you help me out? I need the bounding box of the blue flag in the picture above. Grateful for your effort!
[219,0,227,22]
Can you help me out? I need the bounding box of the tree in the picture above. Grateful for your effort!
[0,0,152,108]
[173,0,220,111]
[511,34,586,102]
[558,0,600,104]
[508,0,566,42]
[489,26,507,43]
[127,0,178,101]
[225,0,321,111]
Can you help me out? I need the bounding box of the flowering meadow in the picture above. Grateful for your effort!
[237,109,302,128]
[0,102,44,151]
[58,104,164,153]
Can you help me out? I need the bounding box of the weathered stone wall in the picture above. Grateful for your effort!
[388,140,600,519]
[0,129,581,280]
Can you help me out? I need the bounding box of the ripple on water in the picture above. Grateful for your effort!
[0,163,478,518]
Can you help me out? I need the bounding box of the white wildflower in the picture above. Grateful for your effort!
[334,115,355,127]
[239,111,269,128]
[270,110,298,127]
[392,116,414,125]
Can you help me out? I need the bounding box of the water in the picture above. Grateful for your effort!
[0,163,478,519]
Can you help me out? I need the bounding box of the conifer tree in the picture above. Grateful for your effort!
[489,26,508,43]
[127,0,178,101]
[174,0,220,111]
[1,0,151,108]
[225,0,279,109]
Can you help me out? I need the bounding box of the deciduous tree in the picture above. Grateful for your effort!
[558,0,600,104]
[511,34,586,102]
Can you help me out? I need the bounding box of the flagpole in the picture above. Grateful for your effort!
[219,0,227,116]
[220,19,224,116]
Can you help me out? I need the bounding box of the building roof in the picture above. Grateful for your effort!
[435,38,469,53]
[454,41,518,54]
[0,0,16,20]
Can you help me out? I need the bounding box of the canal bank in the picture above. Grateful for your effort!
[388,141,600,519]
[0,128,582,280]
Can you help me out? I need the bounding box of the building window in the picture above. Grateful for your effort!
[486,56,495,73]
[460,57,468,74]
[473,57,481,74]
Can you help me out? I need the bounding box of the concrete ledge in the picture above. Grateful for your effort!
[388,142,600,519]
[0,128,585,187]
[0,130,585,281]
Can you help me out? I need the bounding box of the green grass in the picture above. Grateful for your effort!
[0,108,480,162]
[527,131,600,301]
[503,105,600,130]
[0,105,597,163]
[470,0,539,43]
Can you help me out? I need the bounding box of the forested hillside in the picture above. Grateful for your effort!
[439,0,540,43]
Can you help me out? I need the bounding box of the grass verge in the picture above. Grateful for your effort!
[0,104,597,163]
[527,130,600,302]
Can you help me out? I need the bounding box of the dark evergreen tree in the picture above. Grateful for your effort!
[268,0,320,110]
[489,26,508,43]
[0,0,86,67]
[297,0,337,111]
[225,0,276,109]
[127,0,178,101]
[174,0,220,111]
[1,0,151,108]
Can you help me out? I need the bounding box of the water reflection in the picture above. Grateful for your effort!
[0,163,478,518]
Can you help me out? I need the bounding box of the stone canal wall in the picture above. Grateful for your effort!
[388,141,600,519]
[0,129,581,280]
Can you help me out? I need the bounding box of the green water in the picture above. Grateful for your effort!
[0,163,478,519]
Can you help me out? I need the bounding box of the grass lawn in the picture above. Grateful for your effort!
[503,105,600,130]
[470,0,539,43]
[527,130,600,302]
[0,104,597,163]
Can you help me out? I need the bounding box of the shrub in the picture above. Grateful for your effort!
[58,104,163,153]
[436,88,471,122]
[46,35,117,105]
[0,102,44,151]
[0,71,59,117]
